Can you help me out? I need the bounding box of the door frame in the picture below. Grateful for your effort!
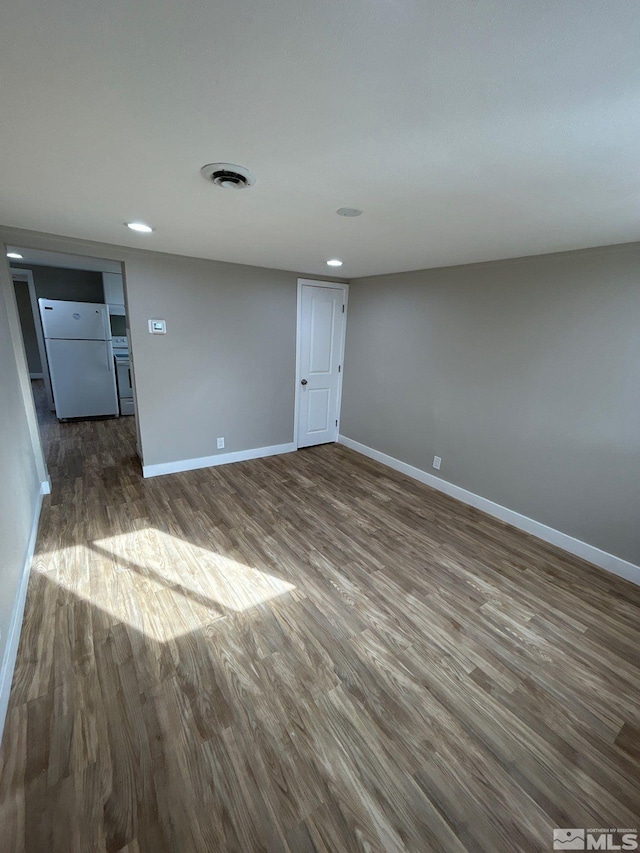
[294,278,349,449]
[4,242,144,473]
[11,268,55,410]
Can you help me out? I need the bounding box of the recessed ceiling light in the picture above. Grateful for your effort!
[125,222,153,233]
[6,251,23,259]
[327,259,343,267]
[337,208,362,217]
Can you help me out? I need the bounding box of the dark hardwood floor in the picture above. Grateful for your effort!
[1,381,639,851]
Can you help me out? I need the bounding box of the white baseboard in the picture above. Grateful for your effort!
[0,489,43,741]
[338,435,640,587]
[143,441,297,478]
[41,479,51,495]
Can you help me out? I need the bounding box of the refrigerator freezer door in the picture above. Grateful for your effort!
[39,299,110,341]
[45,339,119,419]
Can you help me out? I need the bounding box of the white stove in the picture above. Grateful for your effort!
[112,336,134,415]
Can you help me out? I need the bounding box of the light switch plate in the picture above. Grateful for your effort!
[148,319,166,334]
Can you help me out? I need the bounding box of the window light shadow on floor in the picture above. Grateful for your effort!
[36,528,296,643]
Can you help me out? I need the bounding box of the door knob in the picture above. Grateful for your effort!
[301,379,308,385]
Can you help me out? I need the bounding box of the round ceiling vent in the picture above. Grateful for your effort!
[200,163,256,189]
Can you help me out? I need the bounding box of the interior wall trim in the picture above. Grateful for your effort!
[142,441,297,478]
[0,487,44,741]
[338,434,640,587]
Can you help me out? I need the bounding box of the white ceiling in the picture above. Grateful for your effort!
[1,0,638,278]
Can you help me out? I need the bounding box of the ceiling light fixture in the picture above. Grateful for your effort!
[6,251,23,259]
[327,259,343,267]
[337,208,362,217]
[200,163,256,189]
[126,222,153,233]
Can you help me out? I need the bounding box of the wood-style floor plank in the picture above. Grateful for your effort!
[1,380,640,851]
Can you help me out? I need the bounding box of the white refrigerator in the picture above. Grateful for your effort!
[39,298,119,420]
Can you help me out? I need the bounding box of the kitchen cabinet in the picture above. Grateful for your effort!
[102,272,125,312]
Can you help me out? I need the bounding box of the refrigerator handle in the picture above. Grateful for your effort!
[102,306,114,372]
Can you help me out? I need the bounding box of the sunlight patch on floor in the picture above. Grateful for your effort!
[36,528,296,642]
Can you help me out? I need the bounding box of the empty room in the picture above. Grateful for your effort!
[1,1,639,851]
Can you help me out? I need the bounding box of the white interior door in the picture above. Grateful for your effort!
[296,282,347,448]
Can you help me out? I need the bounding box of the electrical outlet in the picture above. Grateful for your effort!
[217,437,225,449]
[432,455,442,470]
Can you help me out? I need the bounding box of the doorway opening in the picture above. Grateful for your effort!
[8,246,141,489]
[295,279,348,449]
